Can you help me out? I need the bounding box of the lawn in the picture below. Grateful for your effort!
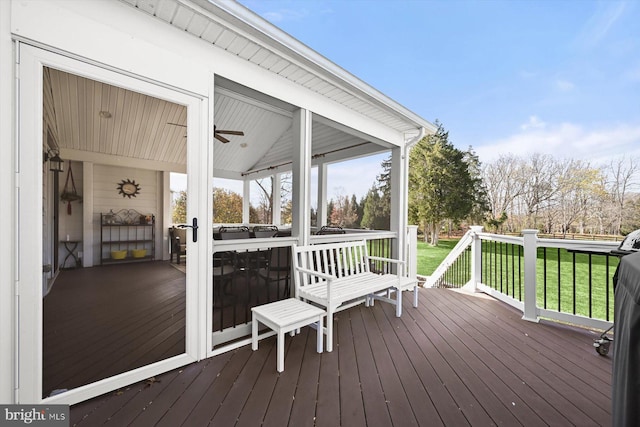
[416,237,618,322]
[416,238,459,276]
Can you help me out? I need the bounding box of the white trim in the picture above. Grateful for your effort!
[291,109,312,246]
[317,162,327,227]
[0,0,15,403]
[17,44,203,404]
[42,354,194,405]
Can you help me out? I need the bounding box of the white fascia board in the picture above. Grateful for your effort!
[195,0,434,131]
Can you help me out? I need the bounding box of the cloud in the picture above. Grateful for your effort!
[476,121,640,166]
[520,115,546,131]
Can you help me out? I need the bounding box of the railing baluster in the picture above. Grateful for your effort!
[589,253,593,319]
[557,248,561,313]
[543,247,547,309]
[576,252,580,316]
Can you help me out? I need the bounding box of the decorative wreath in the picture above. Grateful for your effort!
[117,178,141,198]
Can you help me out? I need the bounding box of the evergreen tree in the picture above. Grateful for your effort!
[409,121,482,245]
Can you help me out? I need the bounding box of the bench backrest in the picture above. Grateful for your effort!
[293,240,371,288]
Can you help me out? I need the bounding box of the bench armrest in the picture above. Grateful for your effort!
[367,255,406,276]
[367,255,405,265]
[295,266,334,282]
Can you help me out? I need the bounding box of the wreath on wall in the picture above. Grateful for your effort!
[117,178,141,198]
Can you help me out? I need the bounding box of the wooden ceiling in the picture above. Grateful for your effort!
[44,67,385,178]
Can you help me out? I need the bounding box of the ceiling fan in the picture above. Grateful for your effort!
[167,122,244,143]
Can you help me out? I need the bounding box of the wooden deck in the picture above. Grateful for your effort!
[70,287,612,426]
[43,262,186,398]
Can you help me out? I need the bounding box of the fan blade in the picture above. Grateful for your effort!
[167,122,187,128]
[214,133,230,143]
[215,130,244,136]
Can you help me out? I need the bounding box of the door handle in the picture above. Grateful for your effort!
[178,218,199,242]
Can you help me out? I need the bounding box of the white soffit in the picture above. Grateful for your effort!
[118,0,435,136]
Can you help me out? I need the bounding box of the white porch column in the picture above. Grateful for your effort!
[242,179,250,224]
[469,225,484,292]
[292,108,312,245]
[390,146,405,264]
[522,229,539,323]
[272,173,281,226]
[316,161,328,227]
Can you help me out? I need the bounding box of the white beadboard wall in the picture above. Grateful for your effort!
[92,164,160,265]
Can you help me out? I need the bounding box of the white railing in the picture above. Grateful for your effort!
[426,226,620,331]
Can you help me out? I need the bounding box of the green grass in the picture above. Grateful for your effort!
[416,238,618,321]
[416,238,460,276]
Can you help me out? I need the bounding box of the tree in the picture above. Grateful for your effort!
[213,188,243,223]
[463,146,489,225]
[172,190,187,224]
[519,153,561,229]
[359,155,393,230]
[281,199,293,225]
[377,155,392,228]
[252,177,273,224]
[555,160,604,235]
[329,194,358,228]
[408,121,479,245]
[605,156,639,235]
[361,185,386,230]
[482,154,526,232]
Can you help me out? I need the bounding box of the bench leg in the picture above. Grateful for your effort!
[396,288,402,317]
[252,314,259,351]
[316,315,324,353]
[326,308,334,352]
[413,285,419,307]
[277,329,285,372]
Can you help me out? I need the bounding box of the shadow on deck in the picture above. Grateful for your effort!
[70,287,612,426]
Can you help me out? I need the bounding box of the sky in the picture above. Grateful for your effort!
[231,0,640,201]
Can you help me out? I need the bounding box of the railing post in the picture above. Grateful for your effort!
[407,225,418,279]
[469,225,483,292]
[522,229,539,323]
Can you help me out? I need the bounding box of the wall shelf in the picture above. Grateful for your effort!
[100,209,155,264]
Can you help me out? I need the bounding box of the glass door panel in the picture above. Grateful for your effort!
[41,67,189,398]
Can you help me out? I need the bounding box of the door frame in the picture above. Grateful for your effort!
[17,43,209,405]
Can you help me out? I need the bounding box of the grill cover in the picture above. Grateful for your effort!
[612,250,640,426]
[612,229,640,256]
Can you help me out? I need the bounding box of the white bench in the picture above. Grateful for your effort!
[251,298,325,372]
[292,240,418,352]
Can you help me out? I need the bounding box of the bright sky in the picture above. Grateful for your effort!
[235,0,640,199]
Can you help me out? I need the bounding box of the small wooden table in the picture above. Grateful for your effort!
[251,298,325,372]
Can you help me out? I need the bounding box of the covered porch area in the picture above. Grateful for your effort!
[69,287,612,426]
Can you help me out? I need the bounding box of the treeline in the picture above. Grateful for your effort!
[483,153,639,235]
[317,157,392,230]
[172,121,640,244]
[405,120,640,244]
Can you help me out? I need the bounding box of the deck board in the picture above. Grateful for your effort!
[69,287,613,427]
